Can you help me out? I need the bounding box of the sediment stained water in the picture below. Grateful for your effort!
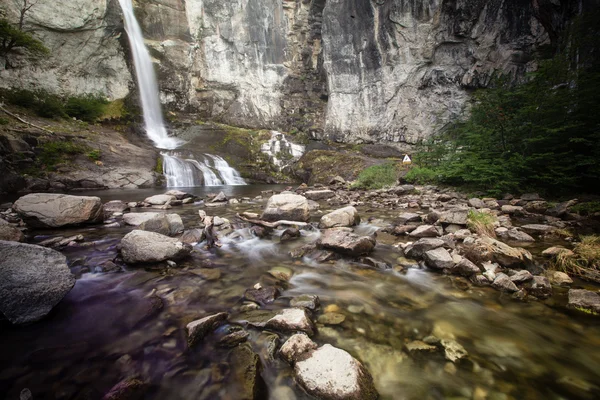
[1,186,600,399]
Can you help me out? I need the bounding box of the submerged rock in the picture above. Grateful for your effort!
[186,312,229,347]
[319,206,360,229]
[262,194,310,222]
[229,344,266,400]
[265,308,315,336]
[318,229,376,257]
[294,344,378,400]
[120,230,192,264]
[280,333,318,364]
[0,241,75,324]
[568,289,600,315]
[290,294,320,310]
[440,339,468,363]
[13,193,103,228]
[102,378,148,400]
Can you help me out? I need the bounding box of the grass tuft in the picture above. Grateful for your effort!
[467,210,497,237]
[352,162,400,190]
[549,235,600,276]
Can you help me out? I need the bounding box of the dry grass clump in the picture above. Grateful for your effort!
[550,235,600,275]
[467,210,497,238]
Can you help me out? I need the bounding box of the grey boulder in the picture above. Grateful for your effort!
[319,206,360,229]
[120,230,192,264]
[318,229,376,257]
[262,194,310,222]
[0,241,75,324]
[13,193,103,228]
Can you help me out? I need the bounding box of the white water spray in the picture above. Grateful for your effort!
[118,0,182,150]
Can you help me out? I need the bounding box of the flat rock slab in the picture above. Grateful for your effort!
[0,241,75,324]
[521,224,557,234]
[262,194,310,222]
[294,344,378,400]
[122,212,163,226]
[144,194,176,205]
[120,230,192,264]
[305,190,336,201]
[409,225,442,238]
[13,193,103,228]
[439,209,469,225]
[318,229,376,257]
[568,289,600,315]
[265,308,315,336]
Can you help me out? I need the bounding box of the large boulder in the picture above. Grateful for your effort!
[13,193,103,228]
[294,344,378,400]
[120,230,192,264]
[138,214,184,236]
[423,248,455,270]
[122,212,163,226]
[319,206,360,229]
[469,236,533,268]
[318,229,376,257]
[0,241,75,324]
[568,289,600,315]
[439,209,469,225]
[144,194,175,205]
[261,194,310,222]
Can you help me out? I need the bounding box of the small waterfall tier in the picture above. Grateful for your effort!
[261,131,305,170]
[162,153,247,187]
[118,0,182,150]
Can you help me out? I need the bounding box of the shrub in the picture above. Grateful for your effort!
[37,141,86,170]
[65,94,108,122]
[467,210,497,237]
[404,167,437,184]
[352,162,399,190]
[87,149,101,161]
[34,92,66,119]
[571,202,600,216]
[5,88,36,107]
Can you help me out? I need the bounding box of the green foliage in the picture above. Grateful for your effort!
[35,92,67,119]
[37,141,87,170]
[570,201,600,216]
[65,94,108,122]
[549,235,600,276]
[412,11,600,196]
[0,18,49,58]
[352,162,399,190]
[0,117,9,125]
[87,149,101,161]
[155,156,163,174]
[404,167,437,184]
[467,210,497,237]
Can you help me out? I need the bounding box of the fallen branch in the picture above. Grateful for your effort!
[237,213,309,228]
[0,103,54,135]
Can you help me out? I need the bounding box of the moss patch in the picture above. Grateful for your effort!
[294,150,369,185]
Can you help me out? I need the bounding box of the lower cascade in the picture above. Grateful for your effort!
[162,153,247,187]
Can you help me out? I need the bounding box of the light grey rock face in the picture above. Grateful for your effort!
[0,0,130,99]
[0,241,75,324]
[294,344,378,400]
[262,194,310,222]
[318,229,376,257]
[423,248,455,270]
[13,194,103,228]
[319,206,360,229]
[120,230,192,264]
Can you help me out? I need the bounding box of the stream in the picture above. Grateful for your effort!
[1,185,600,400]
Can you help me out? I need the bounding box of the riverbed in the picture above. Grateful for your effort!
[1,185,600,400]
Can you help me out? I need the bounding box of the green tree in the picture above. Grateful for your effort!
[0,0,48,63]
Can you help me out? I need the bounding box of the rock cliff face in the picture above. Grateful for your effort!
[0,0,581,147]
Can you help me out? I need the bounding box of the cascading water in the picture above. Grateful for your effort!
[119,0,247,187]
[118,0,182,150]
[161,153,246,187]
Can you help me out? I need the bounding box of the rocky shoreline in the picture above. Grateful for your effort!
[1,182,600,399]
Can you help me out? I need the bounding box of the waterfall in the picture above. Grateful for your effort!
[118,0,182,150]
[161,153,246,187]
[207,155,247,185]
[261,131,305,169]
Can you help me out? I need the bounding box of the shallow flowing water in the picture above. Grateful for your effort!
[1,186,600,400]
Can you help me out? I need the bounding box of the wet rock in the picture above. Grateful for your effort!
[13,193,103,228]
[319,206,360,229]
[229,344,265,400]
[280,228,301,242]
[0,241,75,324]
[187,312,229,347]
[527,276,552,299]
[405,238,445,258]
[405,340,437,355]
[392,225,417,235]
[469,236,533,268]
[102,378,148,400]
[317,312,346,325]
[181,228,205,244]
[510,270,534,283]
[492,273,519,292]
[244,286,279,305]
[20,389,32,400]
[548,199,578,218]
[211,192,228,203]
[122,212,162,226]
[545,271,573,285]
[280,333,318,364]
[520,224,556,234]
[307,200,320,211]
[165,190,193,200]
[454,257,481,277]
[568,289,600,314]
[262,194,310,222]
[424,247,455,270]
[361,257,391,270]
[191,268,221,281]
[138,214,171,236]
[103,200,130,215]
[144,194,175,205]
[470,274,491,286]
[265,308,315,336]
[217,329,249,348]
[542,246,575,258]
[294,344,378,400]
[0,225,24,242]
[440,339,468,363]
[120,230,192,264]
[497,228,535,242]
[290,294,320,310]
[397,212,421,224]
[305,190,335,201]
[524,201,549,214]
[409,225,442,238]
[439,209,469,225]
[318,229,376,257]
[166,214,185,235]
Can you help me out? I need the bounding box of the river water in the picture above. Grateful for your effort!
[1,186,600,399]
